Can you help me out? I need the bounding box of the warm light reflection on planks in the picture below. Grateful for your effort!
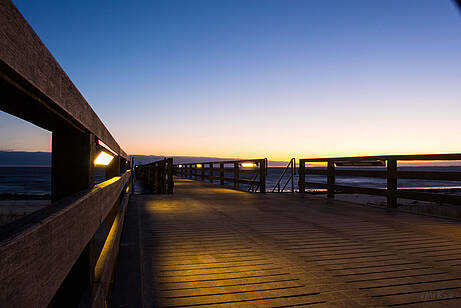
[127,179,461,307]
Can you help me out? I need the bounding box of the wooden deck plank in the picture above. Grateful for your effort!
[115,178,461,307]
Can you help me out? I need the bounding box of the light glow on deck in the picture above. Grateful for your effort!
[196,164,202,168]
[94,151,114,166]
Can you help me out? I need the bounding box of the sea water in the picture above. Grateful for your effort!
[1,166,461,195]
[0,167,106,196]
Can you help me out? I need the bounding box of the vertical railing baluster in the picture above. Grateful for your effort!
[387,159,397,208]
[220,163,224,185]
[131,157,135,195]
[154,163,159,193]
[201,164,205,181]
[327,161,335,198]
[167,158,173,194]
[259,159,266,193]
[298,159,306,193]
[162,159,167,193]
[234,162,239,189]
[209,163,213,183]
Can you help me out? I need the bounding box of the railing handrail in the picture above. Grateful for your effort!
[302,153,461,162]
[0,1,127,159]
[1,2,130,306]
[136,158,174,194]
[298,153,461,208]
[0,171,131,307]
[174,159,267,193]
[137,158,169,166]
[173,158,266,166]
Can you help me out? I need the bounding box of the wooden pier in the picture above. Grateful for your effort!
[3,1,461,307]
[112,178,461,307]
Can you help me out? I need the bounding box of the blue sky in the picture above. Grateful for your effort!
[1,0,461,160]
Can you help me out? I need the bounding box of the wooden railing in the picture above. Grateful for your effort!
[272,158,296,192]
[1,2,130,306]
[136,158,174,194]
[174,159,267,193]
[299,154,461,208]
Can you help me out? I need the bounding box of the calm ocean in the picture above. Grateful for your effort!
[1,166,460,195]
[0,167,106,195]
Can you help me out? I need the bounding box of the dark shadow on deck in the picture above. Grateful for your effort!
[133,178,155,195]
[112,178,461,307]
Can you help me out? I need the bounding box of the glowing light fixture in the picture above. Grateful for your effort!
[241,162,256,168]
[196,164,202,168]
[94,151,114,166]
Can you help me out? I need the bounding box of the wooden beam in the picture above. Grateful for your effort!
[0,172,130,307]
[0,1,127,159]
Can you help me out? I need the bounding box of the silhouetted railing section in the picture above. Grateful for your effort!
[272,158,296,192]
[174,159,267,193]
[299,154,461,208]
[136,158,174,194]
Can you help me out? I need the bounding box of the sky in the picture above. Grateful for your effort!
[1,0,461,161]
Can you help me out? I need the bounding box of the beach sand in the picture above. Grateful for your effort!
[0,200,49,225]
[330,193,461,220]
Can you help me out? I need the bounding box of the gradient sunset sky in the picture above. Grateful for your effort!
[1,0,461,161]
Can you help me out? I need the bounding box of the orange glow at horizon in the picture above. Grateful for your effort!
[120,137,461,163]
[113,105,461,163]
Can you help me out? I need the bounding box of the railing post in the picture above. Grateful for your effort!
[51,130,98,303]
[162,159,167,193]
[327,161,335,198]
[220,163,224,185]
[291,158,295,192]
[167,158,173,194]
[155,163,158,193]
[131,157,135,195]
[51,130,96,202]
[259,159,266,193]
[298,159,305,193]
[387,159,397,208]
[234,162,239,189]
[209,163,214,183]
[201,164,205,181]
[119,157,126,173]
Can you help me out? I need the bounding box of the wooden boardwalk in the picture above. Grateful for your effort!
[112,178,461,307]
